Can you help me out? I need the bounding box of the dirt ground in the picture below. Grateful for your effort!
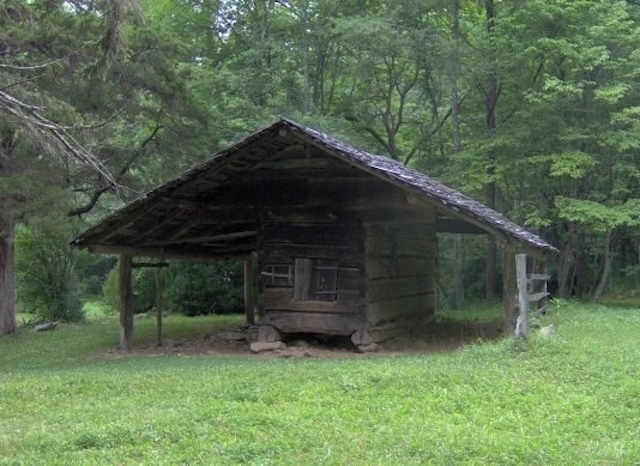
[105,320,504,360]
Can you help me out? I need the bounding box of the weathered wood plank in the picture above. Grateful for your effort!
[261,310,363,335]
[367,293,435,325]
[202,178,309,206]
[259,288,366,314]
[261,206,356,225]
[355,207,435,223]
[365,235,435,256]
[262,224,361,247]
[141,230,257,247]
[502,245,518,332]
[364,222,436,239]
[253,156,333,170]
[244,253,256,324]
[368,275,434,302]
[89,244,254,261]
[516,253,529,339]
[366,256,434,280]
[119,254,134,351]
[293,258,312,300]
[261,243,363,264]
[155,265,164,347]
[261,288,365,313]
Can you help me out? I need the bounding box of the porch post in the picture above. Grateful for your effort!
[244,252,257,324]
[155,266,164,347]
[119,254,134,350]
[502,244,518,333]
[515,253,529,339]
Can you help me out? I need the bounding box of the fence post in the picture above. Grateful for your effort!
[515,253,528,339]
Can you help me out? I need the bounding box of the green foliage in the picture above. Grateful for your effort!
[555,196,640,232]
[14,223,85,322]
[102,259,244,316]
[1,303,640,464]
[102,262,161,315]
[101,265,121,314]
[164,260,244,316]
[6,0,640,312]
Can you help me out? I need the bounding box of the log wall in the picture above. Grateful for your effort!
[363,220,436,330]
[257,215,367,335]
[252,148,438,339]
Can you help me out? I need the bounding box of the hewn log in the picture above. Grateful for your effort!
[515,253,529,339]
[367,275,433,302]
[261,288,365,313]
[119,254,134,350]
[88,244,251,261]
[367,293,435,325]
[502,245,518,333]
[260,243,362,264]
[263,225,360,247]
[155,265,164,347]
[262,310,361,335]
[293,258,312,300]
[141,230,257,247]
[244,253,256,324]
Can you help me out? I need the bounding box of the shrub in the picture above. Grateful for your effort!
[165,260,244,316]
[15,224,85,322]
[102,259,244,316]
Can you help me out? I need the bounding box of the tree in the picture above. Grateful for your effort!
[0,0,123,335]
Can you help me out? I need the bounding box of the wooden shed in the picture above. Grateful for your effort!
[72,118,558,347]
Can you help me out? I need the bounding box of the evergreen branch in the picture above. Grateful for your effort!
[0,74,47,92]
[0,58,64,71]
[0,90,116,188]
[68,122,163,216]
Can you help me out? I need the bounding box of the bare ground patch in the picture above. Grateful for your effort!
[102,319,504,360]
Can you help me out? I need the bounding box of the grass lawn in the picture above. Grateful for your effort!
[1,301,639,465]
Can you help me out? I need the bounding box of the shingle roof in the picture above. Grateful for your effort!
[72,118,558,256]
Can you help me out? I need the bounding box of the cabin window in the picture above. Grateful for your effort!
[261,264,293,288]
[294,258,338,302]
[311,259,339,301]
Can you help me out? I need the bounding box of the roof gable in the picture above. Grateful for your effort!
[72,118,558,256]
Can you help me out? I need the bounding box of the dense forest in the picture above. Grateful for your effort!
[2,0,640,335]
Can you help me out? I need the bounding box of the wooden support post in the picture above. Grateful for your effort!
[515,253,528,339]
[155,266,164,347]
[244,253,256,324]
[119,254,134,351]
[502,245,518,333]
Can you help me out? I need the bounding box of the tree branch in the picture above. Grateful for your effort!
[68,122,163,216]
[0,90,116,187]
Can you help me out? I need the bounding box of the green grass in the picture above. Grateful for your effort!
[1,302,640,465]
[437,300,503,322]
[82,299,114,319]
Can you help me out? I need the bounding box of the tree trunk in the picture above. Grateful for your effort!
[484,0,499,299]
[450,0,465,309]
[299,0,311,115]
[592,230,613,301]
[557,224,575,297]
[0,216,17,336]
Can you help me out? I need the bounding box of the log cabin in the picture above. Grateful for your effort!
[72,118,558,348]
